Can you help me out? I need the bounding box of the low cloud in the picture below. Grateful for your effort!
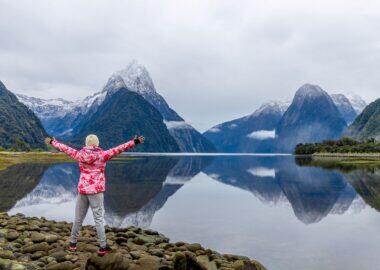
[164,121,192,130]
[247,130,276,140]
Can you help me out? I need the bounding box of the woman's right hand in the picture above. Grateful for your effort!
[44,136,54,145]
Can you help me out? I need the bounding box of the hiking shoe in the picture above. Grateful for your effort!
[68,242,77,251]
[97,245,112,256]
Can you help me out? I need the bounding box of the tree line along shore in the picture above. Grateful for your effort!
[294,137,380,156]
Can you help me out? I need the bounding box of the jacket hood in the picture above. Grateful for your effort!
[78,146,103,164]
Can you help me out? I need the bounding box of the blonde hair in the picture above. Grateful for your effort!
[85,134,99,147]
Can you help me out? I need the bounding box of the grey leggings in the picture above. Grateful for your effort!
[70,193,106,247]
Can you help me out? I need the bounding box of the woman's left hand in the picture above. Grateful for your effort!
[134,135,145,144]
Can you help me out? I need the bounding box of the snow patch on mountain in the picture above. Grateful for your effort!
[114,60,156,94]
[16,94,79,119]
[294,84,328,99]
[207,126,221,133]
[331,94,352,108]
[346,93,367,114]
[248,100,290,119]
[247,129,276,140]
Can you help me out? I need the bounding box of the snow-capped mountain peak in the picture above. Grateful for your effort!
[113,60,156,94]
[16,94,78,120]
[102,74,126,95]
[295,84,328,99]
[346,93,367,114]
[250,100,290,118]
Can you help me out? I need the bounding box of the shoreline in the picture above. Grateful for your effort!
[0,213,266,270]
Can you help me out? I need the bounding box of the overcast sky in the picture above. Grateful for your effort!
[1,0,380,131]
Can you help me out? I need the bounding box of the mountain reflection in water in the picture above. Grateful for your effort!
[2,156,379,226]
[3,155,380,270]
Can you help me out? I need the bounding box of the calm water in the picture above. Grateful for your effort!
[1,155,380,270]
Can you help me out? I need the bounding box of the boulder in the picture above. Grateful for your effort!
[85,253,130,270]
[31,232,46,243]
[173,252,187,270]
[21,242,50,253]
[134,255,161,270]
[46,261,75,270]
[196,255,217,270]
[0,258,26,270]
[45,234,59,244]
[0,249,15,260]
[232,260,267,270]
[185,244,203,253]
[5,231,19,241]
[50,250,68,262]
[30,250,46,260]
[77,243,98,253]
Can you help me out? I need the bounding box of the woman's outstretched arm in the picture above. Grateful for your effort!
[103,136,144,161]
[46,137,79,160]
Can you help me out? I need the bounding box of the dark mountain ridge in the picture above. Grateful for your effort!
[345,98,380,141]
[69,86,180,152]
[0,81,47,150]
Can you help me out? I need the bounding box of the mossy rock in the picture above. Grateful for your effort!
[85,252,130,270]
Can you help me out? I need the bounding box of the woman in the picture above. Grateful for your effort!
[45,134,145,255]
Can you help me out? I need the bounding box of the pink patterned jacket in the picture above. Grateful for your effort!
[51,140,135,194]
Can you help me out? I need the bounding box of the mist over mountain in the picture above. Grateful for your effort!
[0,81,47,150]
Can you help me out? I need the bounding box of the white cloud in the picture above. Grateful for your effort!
[248,167,276,178]
[207,127,221,133]
[247,130,276,140]
[164,121,192,130]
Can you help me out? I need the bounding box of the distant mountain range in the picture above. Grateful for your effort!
[0,81,47,150]
[1,61,374,153]
[204,84,368,153]
[204,101,289,152]
[17,61,215,152]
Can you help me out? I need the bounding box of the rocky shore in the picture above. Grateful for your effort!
[0,213,266,270]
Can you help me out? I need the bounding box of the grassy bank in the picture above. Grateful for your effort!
[0,151,135,170]
[0,152,73,170]
[310,153,380,166]
[296,155,380,171]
